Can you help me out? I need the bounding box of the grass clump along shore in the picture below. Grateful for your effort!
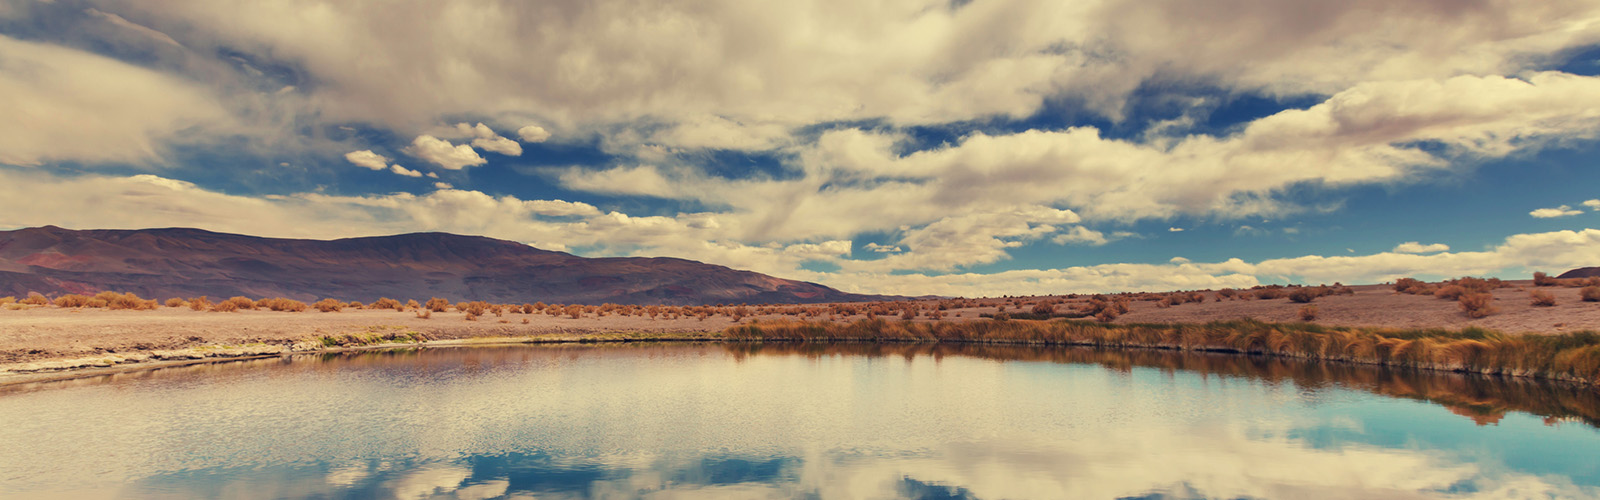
[726,318,1600,385]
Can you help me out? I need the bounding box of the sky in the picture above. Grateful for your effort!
[1,0,1599,297]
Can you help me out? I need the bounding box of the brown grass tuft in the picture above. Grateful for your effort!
[258,297,308,312]
[1534,271,1559,287]
[371,297,404,311]
[1299,305,1318,321]
[425,297,451,312]
[211,296,256,312]
[312,298,344,312]
[165,297,186,308]
[1581,286,1600,302]
[187,296,212,311]
[1459,293,1496,318]
[1530,290,1557,307]
[53,294,92,308]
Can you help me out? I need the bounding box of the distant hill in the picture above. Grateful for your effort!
[0,226,891,305]
[1558,267,1600,279]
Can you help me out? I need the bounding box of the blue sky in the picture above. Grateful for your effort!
[1,0,1599,296]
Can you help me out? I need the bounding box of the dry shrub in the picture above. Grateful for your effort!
[1534,271,1559,287]
[465,311,479,321]
[259,297,308,312]
[371,297,404,311]
[415,309,432,319]
[312,298,344,312]
[1434,285,1467,301]
[1298,305,1318,321]
[1582,286,1600,302]
[347,301,365,309]
[1530,290,1557,307]
[1459,293,1496,318]
[211,296,256,312]
[19,293,49,306]
[188,296,212,311]
[54,294,92,308]
[165,298,186,308]
[1032,301,1056,315]
[0,296,15,306]
[1394,278,1423,292]
[425,297,451,312]
[1254,287,1285,300]
[456,301,491,316]
[406,299,421,310]
[91,291,158,310]
[1287,288,1322,304]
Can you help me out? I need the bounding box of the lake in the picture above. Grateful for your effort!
[1,343,1597,499]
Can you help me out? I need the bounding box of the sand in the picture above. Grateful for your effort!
[2,280,1597,377]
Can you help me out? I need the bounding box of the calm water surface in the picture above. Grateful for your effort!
[1,343,1598,499]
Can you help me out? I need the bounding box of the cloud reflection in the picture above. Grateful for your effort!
[0,344,1595,499]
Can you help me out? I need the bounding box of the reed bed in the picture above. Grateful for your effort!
[725,318,1600,385]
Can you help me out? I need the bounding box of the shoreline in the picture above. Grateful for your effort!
[6,320,1599,390]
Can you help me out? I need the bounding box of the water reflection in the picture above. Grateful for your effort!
[0,343,1596,499]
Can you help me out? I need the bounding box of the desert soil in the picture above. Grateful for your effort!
[1,280,1597,375]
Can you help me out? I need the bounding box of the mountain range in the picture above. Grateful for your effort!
[0,226,889,305]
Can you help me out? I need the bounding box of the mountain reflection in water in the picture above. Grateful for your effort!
[0,343,1596,499]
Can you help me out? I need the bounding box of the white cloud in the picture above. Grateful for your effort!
[343,150,389,170]
[0,34,229,166]
[456,122,522,156]
[404,135,486,170]
[5,169,1600,297]
[389,164,423,177]
[1052,226,1122,246]
[1168,227,1185,232]
[1583,199,1600,211]
[863,243,902,253]
[84,8,182,48]
[842,206,1080,272]
[101,0,1600,145]
[433,182,452,189]
[1392,242,1449,254]
[516,125,551,143]
[1531,205,1583,218]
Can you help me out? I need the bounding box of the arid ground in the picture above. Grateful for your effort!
[3,280,1598,377]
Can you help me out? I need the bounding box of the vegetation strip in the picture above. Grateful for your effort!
[7,318,1600,388]
[726,318,1600,386]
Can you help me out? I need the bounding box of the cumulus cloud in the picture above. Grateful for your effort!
[516,125,551,143]
[456,122,522,156]
[390,165,423,177]
[842,206,1080,273]
[1052,227,1131,246]
[1392,242,1450,254]
[1582,199,1600,211]
[864,243,902,253]
[0,34,229,166]
[433,182,452,189]
[89,0,1600,144]
[404,135,486,170]
[5,169,1600,296]
[343,150,389,170]
[1531,205,1583,218]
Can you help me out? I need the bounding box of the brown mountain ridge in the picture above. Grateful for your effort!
[0,226,891,305]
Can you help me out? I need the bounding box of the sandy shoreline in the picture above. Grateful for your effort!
[3,280,1598,382]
